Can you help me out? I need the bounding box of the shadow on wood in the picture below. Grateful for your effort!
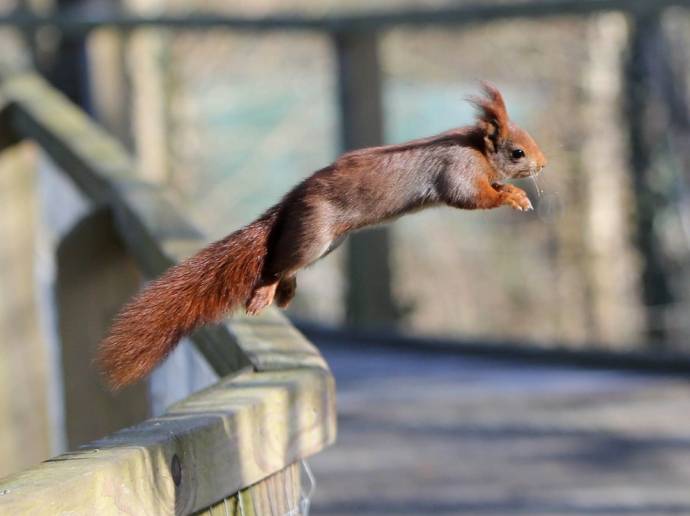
[56,206,149,448]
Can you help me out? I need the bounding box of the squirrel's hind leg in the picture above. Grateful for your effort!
[245,274,296,315]
[247,201,338,315]
[275,276,297,308]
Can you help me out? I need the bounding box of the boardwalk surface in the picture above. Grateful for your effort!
[309,342,690,515]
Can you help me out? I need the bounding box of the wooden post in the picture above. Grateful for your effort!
[202,462,302,516]
[333,30,398,327]
[83,0,133,150]
[581,13,644,345]
[0,142,51,477]
[15,0,40,70]
[623,7,676,346]
[127,0,173,183]
[56,207,150,448]
[88,28,134,150]
[43,0,93,111]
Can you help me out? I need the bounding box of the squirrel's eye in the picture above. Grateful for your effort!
[512,149,525,159]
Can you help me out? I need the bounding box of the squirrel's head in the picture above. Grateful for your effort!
[471,83,547,180]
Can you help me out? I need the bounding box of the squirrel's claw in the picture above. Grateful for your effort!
[505,190,532,212]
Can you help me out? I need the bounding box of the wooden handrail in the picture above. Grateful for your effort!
[0,0,688,34]
[0,366,335,514]
[0,70,336,513]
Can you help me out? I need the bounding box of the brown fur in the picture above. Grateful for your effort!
[98,207,279,389]
[98,83,547,389]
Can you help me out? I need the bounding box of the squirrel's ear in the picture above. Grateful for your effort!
[469,82,509,152]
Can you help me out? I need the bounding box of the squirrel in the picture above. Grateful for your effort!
[98,83,547,389]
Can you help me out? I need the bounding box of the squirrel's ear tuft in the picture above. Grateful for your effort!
[468,82,509,151]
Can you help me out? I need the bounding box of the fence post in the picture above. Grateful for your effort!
[623,7,678,346]
[0,144,51,476]
[203,462,303,515]
[333,30,399,327]
[56,207,150,448]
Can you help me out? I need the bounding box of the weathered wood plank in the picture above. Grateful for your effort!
[196,461,302,516]
[230,310,329,372]
[0,367,336,515]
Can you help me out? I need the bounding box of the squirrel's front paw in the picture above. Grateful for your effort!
[504,188,533,212]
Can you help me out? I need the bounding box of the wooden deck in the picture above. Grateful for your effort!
[310,341,690,515]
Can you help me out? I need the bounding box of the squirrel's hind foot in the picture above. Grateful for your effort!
[246,281,278,315]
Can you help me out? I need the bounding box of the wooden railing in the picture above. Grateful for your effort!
[0,70,335,514]
[1,0,690,32]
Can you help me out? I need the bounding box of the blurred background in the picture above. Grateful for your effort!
[1,0,690,513]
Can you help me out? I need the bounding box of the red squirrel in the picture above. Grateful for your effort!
[99,83,546,389]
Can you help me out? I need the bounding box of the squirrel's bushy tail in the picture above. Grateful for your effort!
[98,208,279,390]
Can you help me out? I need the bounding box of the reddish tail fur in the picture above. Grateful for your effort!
[98,208,279,389]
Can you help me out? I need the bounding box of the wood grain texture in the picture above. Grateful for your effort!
[0,367,335,515]
[229,310,329,372]
[196,461,302,516]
